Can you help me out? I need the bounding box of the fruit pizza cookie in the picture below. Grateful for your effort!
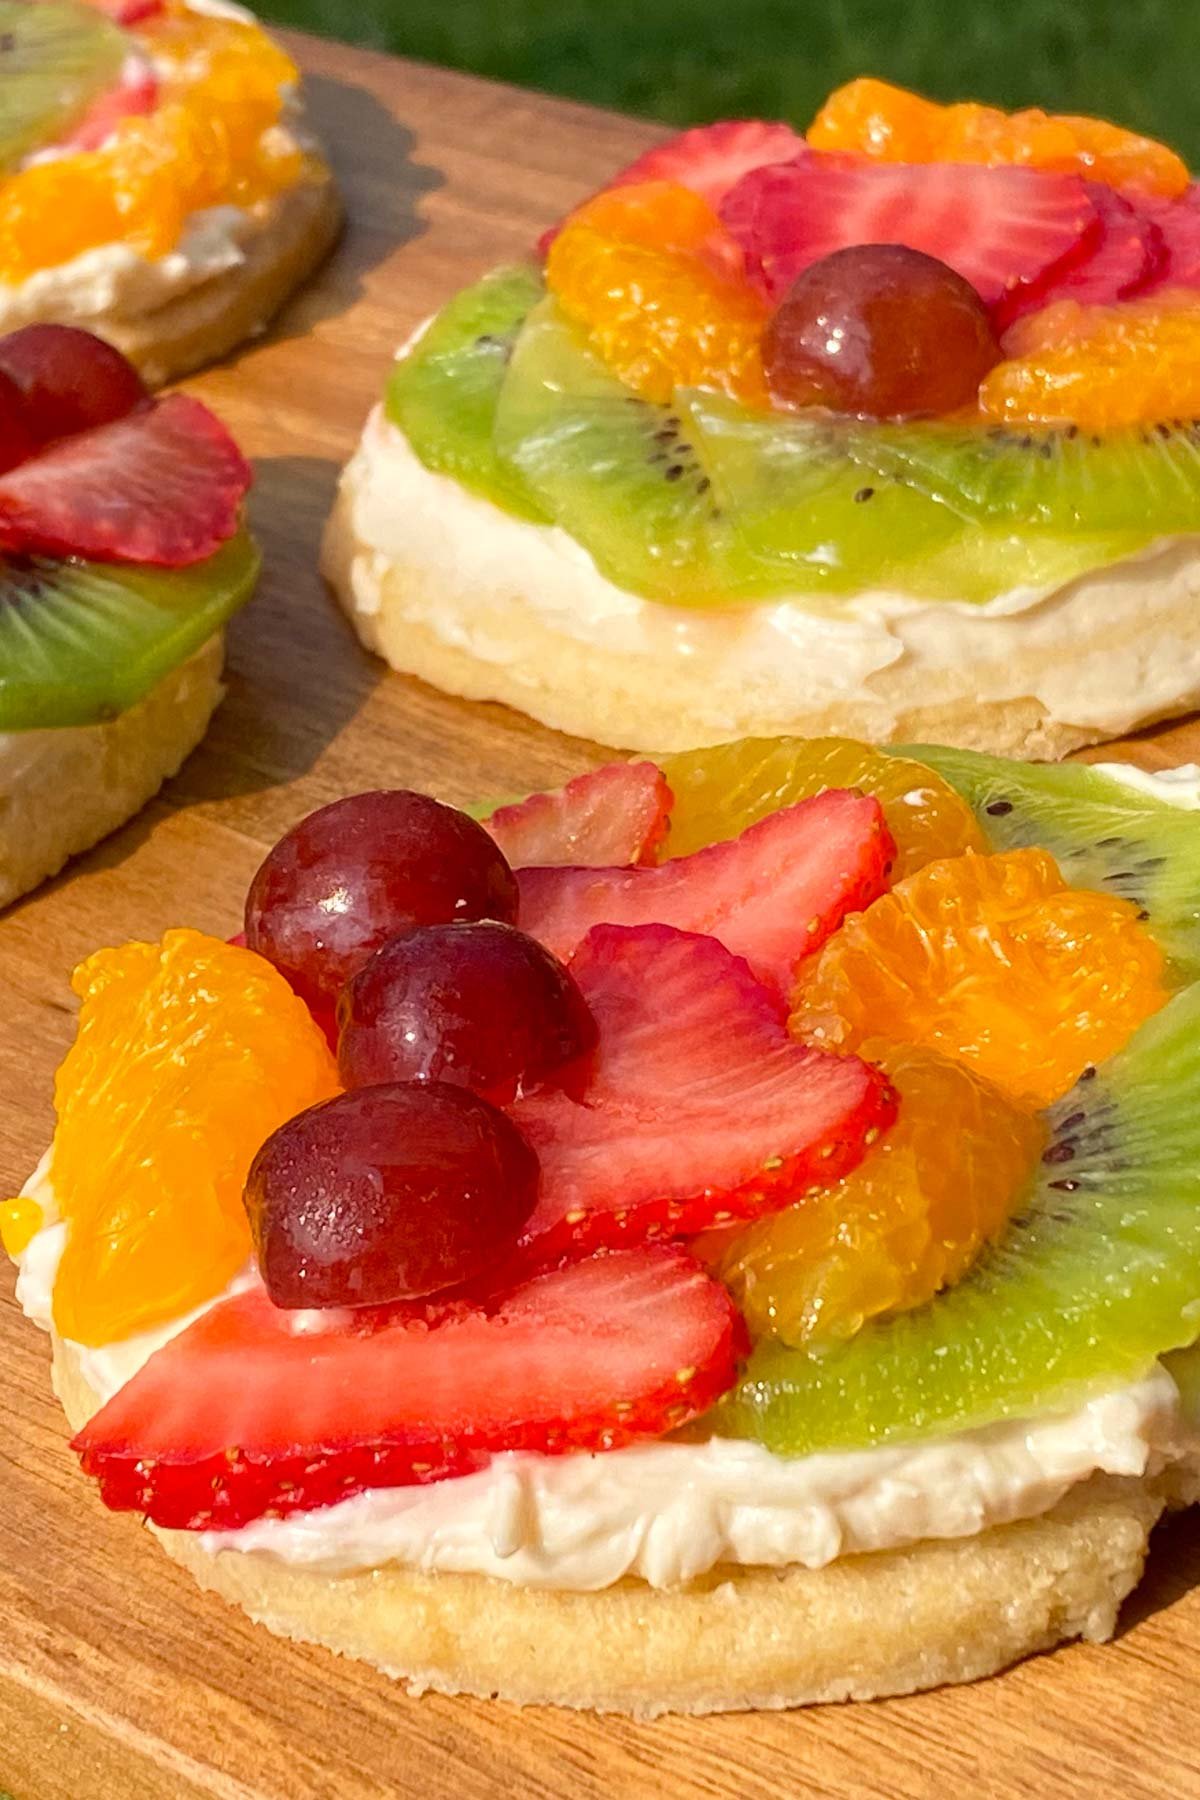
[0,320,256,906]
[325,81,1200,760]
[8,736,1200,1713]
[1,0,340,384]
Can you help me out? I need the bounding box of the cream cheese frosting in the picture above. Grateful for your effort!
[11,765,1200,1592]
[0,207,259,336]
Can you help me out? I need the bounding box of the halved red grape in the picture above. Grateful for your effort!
[762,243,1001,418]
[244,1082,540,1308]
[0,324,148,445]
[245,790,520,1009]
[0,371,37,475]
[338,921,598,1103]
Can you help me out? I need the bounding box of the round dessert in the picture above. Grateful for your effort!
[0,0,341,385]
[7,736,1200,1714]
[323,82,1200,759]
[0,319,257,907]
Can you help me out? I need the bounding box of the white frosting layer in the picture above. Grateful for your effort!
[202,1371,1187,1588]
[336,403,1200,747]
[0,207,255,335]
[11,764,1200,1590]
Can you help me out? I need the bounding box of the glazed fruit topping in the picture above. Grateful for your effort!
[72,1246,744,1529]
[793,847,1167,1108]
[510,923,895,1262]
[245,790,520,1010]
[1142,187,1200,292]
[244,1083,540,1308]
[50,931,338,1348]
[996,185,1166,327]
[0,389,251,565]
[0,372,38,476]
[606,119,807,212]
[483,759,673,868]
[658,736,985,877]
[720,153,1098,311]
[0,323,148,443]
[979,291,1200,431]
[546,181,770,406]
[0,5,305,286]
[539,118,805,252]
[700,1040,1044,1345]
[61,63,160,152]
[517,786,895,995]
[82,0,164,19]
[762,244,1002,418]
[807,78,1190,200]
[337,921,597,1103]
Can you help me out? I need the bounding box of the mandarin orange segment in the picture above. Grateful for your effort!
[50,930,339,1347]
[981,292,1200,429]
[545,180,770,405]
[791,848,1167,1109]
[657,736,985,877]
[698,1040,1043,1345]
[0,3,312,282]
[808,77,1189,199]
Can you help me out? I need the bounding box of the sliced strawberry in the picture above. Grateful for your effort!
[538,119,804,256]
[1140,184,1200,292]
[72,1247,743,1530]
[0,394,251,566]
[510,924,895,1261]
[79,0,164,21]
[998,185,1164,327]
[63,65,159,154]
[484,762,673,869]
[610,120,807,208]
[720,153,1099,308]
[517,787,894,994]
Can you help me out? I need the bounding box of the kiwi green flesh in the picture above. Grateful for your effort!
[896,743,1200,979]
[384,265,549,522]
[0,529,260,730]
[490,299,1142,607]
[680,391,1146,604]
[0,0,127,173]
[714,980,1200,1455]
[844,416,1200,533]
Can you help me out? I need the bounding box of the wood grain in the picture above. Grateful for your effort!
[3,30,1200,1799]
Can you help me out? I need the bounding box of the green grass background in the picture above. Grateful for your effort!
[258,0,1200,165]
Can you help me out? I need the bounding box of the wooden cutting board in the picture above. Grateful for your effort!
[3,32,1200,1799]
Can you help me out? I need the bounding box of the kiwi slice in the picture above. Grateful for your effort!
[488,300,1151,606]
[715,980,1200,1455]
[843,415,1200,534]
[682,392,1148,604]
[0,531,260,731]
[0,0,127,173]
[895,744,1200,977]
[384,265,548,521]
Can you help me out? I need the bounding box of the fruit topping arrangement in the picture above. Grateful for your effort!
[14,735,1200,1534]
[0,322,256,730]
[0,0,317,284]
[387,82,1200,605]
